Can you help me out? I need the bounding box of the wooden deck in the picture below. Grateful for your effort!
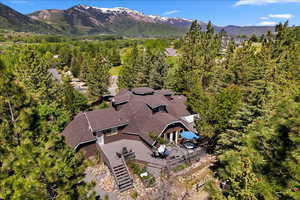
[99,139,166,167]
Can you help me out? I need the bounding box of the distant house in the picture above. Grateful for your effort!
[63,87,197,155]
[47,68,62,83]
[164,48,177,56]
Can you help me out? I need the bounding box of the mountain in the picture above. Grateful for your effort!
[28,5,275,36]
[0,3,59,34]
[221,25,275,36]
[0,3,274,37]
[28,4,194,37]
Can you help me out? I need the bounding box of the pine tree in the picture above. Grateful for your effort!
[173,21,202,93]
[16,50,52,93]
[70,52,82,78]
[62,78,87,116]
[0,60,95,200]
[86,54,111,98]
[110,48,121,66]
[118,44,140,89]
[80,53,91,81]
[173,20,221,92]
[206,21,300,200]
[206,21,214,35]
[148,51,169,89]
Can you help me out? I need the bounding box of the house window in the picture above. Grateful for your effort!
[157,106,165,112]
[167,133,171,141]
[172,131,176,142]
[153,105,166,113]
[103,127,118,136]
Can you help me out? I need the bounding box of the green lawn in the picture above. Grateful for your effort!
[109,66,122,76]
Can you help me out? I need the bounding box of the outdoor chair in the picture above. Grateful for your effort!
[122,147,128,155]
[152,150,160,158]
[116,152,122,158]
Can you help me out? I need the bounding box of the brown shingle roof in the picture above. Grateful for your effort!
[86,109,128,132]
[62,88,193,148]
[132,87,154,95]
[145,94,168,108]
[155,89,173,96]
[62,114,95,148]
[113,89,131,105]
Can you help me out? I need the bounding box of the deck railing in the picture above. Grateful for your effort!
[166,148,206,170]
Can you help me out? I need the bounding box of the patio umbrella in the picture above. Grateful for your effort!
[180,131,200,140]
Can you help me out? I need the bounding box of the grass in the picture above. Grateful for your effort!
[128,162,156,187]
[109,66,122,76]
[173,163,188,172]
[96,102,109,110]
[130,191,138,199]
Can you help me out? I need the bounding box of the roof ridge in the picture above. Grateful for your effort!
[83,112,94,133]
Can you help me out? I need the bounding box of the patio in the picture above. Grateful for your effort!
[100,139,206,171]
[99,139,167,168]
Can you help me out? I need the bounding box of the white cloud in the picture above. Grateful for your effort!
[163,10,181,16]
[235,0,300,6]
[260,16,269,20]
[257,21,277,25]
[268,14,294,19]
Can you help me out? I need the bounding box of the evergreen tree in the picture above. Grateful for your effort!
[206,21,300,199]
[148,51,169,89]
[62,78,87,116]
[173,20,202,93]
[206,21,214,35]
[80,53,91,81]
[70,51,83,78]
[86,54,111,98]
[110,48,121,66]
[0,60,95,200]
[118,44,140,89]
[173,20,221,93]
[16,50,52,94]
[249,33,258,42]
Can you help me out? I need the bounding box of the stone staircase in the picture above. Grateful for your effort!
[112,157,133,192]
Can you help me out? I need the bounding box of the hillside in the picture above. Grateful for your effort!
[0,3,59,34]
[28,4,275,37]
[27,5,190,37]
[221,25,275,36]
[0,3,275,37]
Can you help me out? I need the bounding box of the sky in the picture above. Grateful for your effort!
[1,0,300,26]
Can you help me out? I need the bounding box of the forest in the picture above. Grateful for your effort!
[0,21,299,199]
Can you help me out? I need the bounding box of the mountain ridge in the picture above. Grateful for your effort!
[1,3,275,37]
[0,3,59,34]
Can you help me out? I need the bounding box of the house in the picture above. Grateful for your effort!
[62,87,197,156]
[47,68,62,83]
[62,87,198,191]
[164,48,177,56]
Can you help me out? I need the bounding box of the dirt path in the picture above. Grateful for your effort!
[108,76,118,96]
